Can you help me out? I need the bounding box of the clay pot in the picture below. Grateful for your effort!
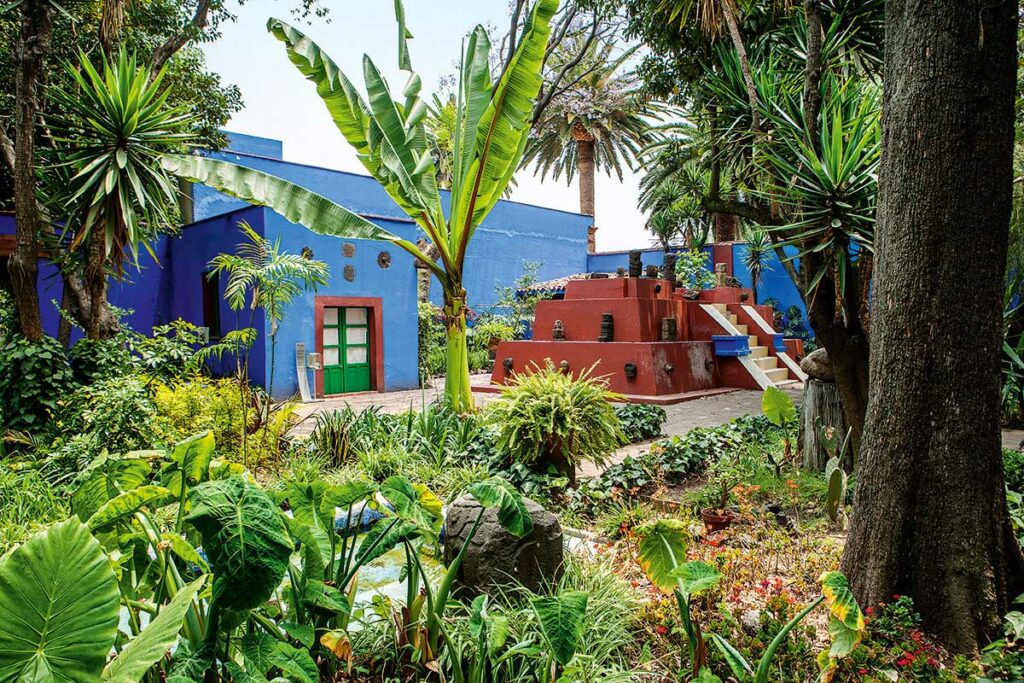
[701,508,736,532]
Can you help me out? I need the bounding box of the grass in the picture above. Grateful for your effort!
[0,467,68,553]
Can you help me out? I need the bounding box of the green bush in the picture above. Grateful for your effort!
[67,337,135,384]
[0,468,67,553]
[151,376,245,457]
[55,374,156,458]
[487,362,626,480]
[650,415,778,484]
[0,335,76,432]
[1004,448,1024,491]
[614,403,667,442]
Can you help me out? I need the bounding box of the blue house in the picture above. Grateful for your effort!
[0,132,806,400]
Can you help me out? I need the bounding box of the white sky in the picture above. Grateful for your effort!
[201,0,651,252]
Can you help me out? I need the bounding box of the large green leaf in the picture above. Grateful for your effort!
[241,632,278,676]
[530,591,588,666]
[636,518,689,593]
[88,485,173,531]
[102,577,206,682]
[467,477,534,537]
[163,155,389,241]
[449,0,558,240]
[170,432,215,485]
[268,643,318,683]
[73,455,153,521]
[820,571,865,657]
[671,560,721,599]
[380,475,443,534]
[761,386,797,427]
[185,477,293,611]
[0,518,120,682]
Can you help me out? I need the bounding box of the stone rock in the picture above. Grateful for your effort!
[740,609,762,634]
[443,494,563,599]
[800,348,834,381]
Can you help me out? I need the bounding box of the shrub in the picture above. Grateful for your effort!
[67,337,135,384]
[0,335,76,433]
[55,375,156,458]
[151,377,246,457]
[487,362,626,482]
[1004,448,1024,492]
[418,301,447,382]
[468,317,515,372]
[650,416,780,484]
[615,403,667,442]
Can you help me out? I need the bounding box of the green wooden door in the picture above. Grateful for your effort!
[322,307,371,394]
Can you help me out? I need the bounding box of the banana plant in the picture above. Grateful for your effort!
[161,0,560,412]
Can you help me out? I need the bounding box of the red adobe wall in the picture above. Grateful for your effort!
[490,340,722,396]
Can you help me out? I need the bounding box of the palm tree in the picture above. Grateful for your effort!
[659,0,766,131]
[523,37,658,218]
[740,226,772,303]
[49,51,195,340]
[208,221,329,400]
[163,0,559,412]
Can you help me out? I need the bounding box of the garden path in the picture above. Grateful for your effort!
[289,380,1024,465]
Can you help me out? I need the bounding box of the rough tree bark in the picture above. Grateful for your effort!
[841,0,1024,653]
[576,136,595,217]
[9,0,53,342]
[720,0,759,133]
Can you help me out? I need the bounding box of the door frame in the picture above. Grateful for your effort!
[314,296,384,397]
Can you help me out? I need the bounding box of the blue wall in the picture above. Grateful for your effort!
[263,210,421,398]
[730,243,805,317]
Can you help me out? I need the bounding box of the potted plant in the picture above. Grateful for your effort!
[698,478,737,531]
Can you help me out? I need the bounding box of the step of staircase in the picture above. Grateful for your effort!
[754,356,778,370]
[764,367,789,383]
[748,335,759,347]
[734,323,748,335]
[713,303,729,313]
[750,345,769,358]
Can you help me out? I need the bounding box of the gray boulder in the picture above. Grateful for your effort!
[800,348,834,381]
[444,494,563,599]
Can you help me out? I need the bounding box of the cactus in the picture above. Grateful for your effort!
[825,456,848,528]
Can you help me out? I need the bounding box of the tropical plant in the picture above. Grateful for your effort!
[741,226,773,303]
[523,36,658,218]
[0,334,76,432]
[162,0,560,413]
[762,385,797,464]
[531,590,589,681]
[0,516,204,683]
[209,220,329,399]
[488,361,627,484]
[47,51,195,339]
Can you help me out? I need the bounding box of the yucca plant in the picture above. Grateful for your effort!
[758,79,879,306]
[48,51,195,340]
[488,361,626,485]
[162,0,559,412]
[741,226,773,303]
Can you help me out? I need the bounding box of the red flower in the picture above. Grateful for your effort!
[856,669,869,676]
[656,625,668,635]
[865,607,874,616]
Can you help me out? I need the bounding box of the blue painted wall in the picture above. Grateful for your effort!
[166,206,269,388]
[730,243,805,317]
[263,210,421,398]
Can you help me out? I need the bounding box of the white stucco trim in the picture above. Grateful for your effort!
[741,305,808,381]
[700,304,773,389]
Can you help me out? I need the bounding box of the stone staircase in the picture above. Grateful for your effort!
[710,303,792,385]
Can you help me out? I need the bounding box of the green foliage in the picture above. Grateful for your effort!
[676,248,715,290]
[761,386,797,427]
[419,301,448,380]
[0,468,68,554]
[186,476,293,611]
[488,362,626,474]
[48,51,195,272]
[1004,448,1024,492]
[0,518,120,682]
[493,261,553,339]
[824,455,848,527]
[614,402,667,442]
[650,416,777,483]
[0,334,76,432]
[152,376,246,456]
[56,374,157,459]
[531,591,589,666]
[635,518,690,593]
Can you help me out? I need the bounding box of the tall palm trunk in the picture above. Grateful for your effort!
[10,0,53,342]
[720,0,760,133]
[573,126,596,217]
[442,287,473,412]
[85,229,109,340]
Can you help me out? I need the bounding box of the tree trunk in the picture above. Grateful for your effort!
[841,0,1024,654]
[720,0,759,133]
[577,139,595,218]
[802,0,824,142]
[799,379,846,471]
[416,240,441,303]
[85,229,109,340]
[442,288,474,413]
[10,0,53,342]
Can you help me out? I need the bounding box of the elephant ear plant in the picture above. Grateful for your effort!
[161,0,560,412]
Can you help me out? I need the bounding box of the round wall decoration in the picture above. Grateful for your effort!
[377,250,392,269]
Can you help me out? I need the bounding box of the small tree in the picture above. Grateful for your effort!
[740,227,772,303]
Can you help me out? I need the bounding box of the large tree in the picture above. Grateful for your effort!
[841,0,1024,654]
